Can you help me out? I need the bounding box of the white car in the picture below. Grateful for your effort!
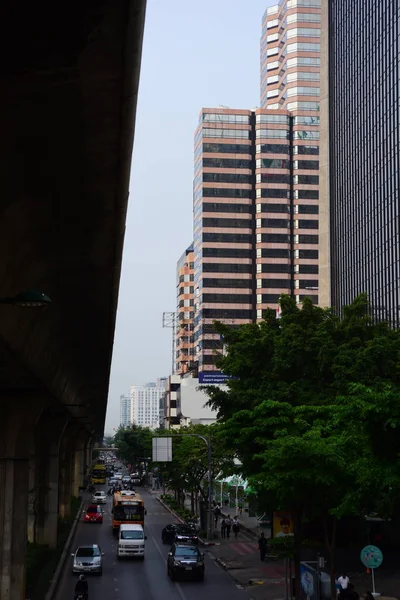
[114,473,122,480]
[92,491,107,504]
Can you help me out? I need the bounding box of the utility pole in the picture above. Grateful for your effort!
[162,311,178,374]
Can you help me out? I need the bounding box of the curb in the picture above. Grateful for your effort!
[215,557,228,570]
[156,496,185,525]
[44,500,84,600]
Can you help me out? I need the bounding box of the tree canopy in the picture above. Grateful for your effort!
[155,423,236,504]
[204,294,400,598]
[113,424,153,466]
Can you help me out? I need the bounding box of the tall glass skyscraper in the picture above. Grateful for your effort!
[321,0,400,322]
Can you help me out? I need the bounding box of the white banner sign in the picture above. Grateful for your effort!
[152,437,172,462]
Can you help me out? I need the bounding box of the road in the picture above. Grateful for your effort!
[56,485,247,600]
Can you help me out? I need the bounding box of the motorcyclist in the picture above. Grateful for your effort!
[75,574,88,599]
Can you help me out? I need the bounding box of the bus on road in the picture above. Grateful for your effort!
[91,463,106,485]
[112,491,145,533]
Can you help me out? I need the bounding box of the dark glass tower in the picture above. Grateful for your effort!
[328,0,400,322]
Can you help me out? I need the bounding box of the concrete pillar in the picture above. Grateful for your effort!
[58,441,73,519]
[0,399,47,600]
[29,412,69,548]
[58,422,83,519]
[27,450,38,543]
[71,438,86,498]
[84,436,94,487]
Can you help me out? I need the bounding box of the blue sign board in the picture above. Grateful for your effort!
[300,564,317,600]
[360,545,383,569]
[198,372,231,384]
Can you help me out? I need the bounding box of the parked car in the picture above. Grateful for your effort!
[167,543,205,581]
[84,504,103,524]
[92,491,107,504]
[71,544,104,575]
[162,524,199,545]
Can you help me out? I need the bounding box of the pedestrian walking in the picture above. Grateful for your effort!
[232,516,240,539]
[225,515,232,538]
[220,517,226,539]
[258,531,267,561]
[338,573,350,591]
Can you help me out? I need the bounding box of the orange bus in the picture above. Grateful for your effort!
[112,491,146,533]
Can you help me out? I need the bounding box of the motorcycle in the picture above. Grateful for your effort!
[186,518,200,533]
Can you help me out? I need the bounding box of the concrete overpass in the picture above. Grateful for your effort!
[0,1,147,598]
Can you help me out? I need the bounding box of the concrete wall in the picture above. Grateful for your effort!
[178,376,220,425]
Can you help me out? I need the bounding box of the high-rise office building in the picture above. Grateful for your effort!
[119,394,131,428]
[176,245,195,375]
[191,0,322,375]
[131,381,166,429]
[319,0,400,322]
[259,0,321,310]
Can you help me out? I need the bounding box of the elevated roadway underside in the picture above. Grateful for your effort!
[0,0,147,436]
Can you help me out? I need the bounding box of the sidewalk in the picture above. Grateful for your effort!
[148,488,398,600]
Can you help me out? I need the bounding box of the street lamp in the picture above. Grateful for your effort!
[0,290,52,307]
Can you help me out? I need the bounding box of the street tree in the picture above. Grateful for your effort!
[113,425,153,468]
[204,294,400,599]
[154,423,235,513]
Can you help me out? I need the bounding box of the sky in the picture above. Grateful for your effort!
[105,0,274,432]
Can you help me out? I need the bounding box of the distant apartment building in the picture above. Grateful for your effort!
[119,394,131,428]
[131,380,166,429]
[161,374,218,429]
[192,0,321,375]
[176,245,195,375]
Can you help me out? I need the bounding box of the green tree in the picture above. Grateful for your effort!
[113,425,153,467]
[154,424,235,513]
[204,294,400,599]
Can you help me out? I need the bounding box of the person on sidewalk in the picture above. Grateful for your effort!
[258,531,268,561]
[214,504,221,526]
[220,517,226,539]
[232,516,240,539]
[225,515,232,538]
[338,573,350,591]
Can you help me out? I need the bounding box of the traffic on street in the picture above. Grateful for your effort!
[56,481,247,600]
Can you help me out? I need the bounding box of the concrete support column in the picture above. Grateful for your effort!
[58,422,85,519]
[27,451,38,543]
[71,445,85,498]
[36,451,61,548]
[58,443,73,519]
[30,413,68,548]
[84,436,94,487]
[0,399,48,600]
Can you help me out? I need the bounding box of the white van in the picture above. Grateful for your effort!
[117,524,146,559]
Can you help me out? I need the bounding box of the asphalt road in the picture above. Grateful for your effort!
[56,485,247,600]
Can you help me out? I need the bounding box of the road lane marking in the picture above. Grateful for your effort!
[151,534,187,600]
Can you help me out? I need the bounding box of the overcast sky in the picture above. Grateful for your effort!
[105,0,274,432]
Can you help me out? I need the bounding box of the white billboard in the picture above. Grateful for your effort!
[152,437,172,462]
